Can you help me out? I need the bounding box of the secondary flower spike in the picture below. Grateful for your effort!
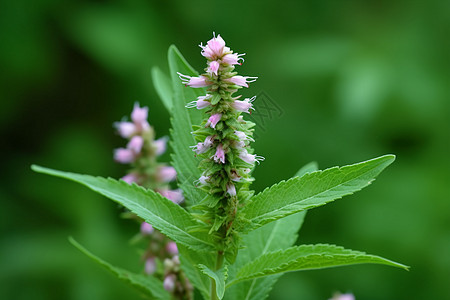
[180,33,263,260]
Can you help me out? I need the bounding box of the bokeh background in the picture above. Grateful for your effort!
[1,0,449,299]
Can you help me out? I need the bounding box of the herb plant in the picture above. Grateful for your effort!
[32,34,408,300]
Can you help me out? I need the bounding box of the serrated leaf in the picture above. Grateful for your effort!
[224,163,316,300]
[152,66,173,112]
[167,45,208,206]
[32,165,215,252]
[229,244,409,286]
[198,264,226,299]
[242,155,395,229]
[69,237,170,300]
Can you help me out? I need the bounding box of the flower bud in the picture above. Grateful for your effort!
[114,148,135,164]
[166,242,178,255]
[140,222,154,235]
[163,274,176,292]
[145,257,156,275]
[127,136,144,154]
[158,166,177,182]
[116,122,136,138]
[131,103,148,124]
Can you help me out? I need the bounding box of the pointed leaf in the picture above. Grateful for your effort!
[69,237,170,300]
[242,155,395,229]
[32,165,215,251]
[167,45,208,206]
[295,161,319,177]
[229,244,408,285]
[198,264,226,299]
[152,66,174,112]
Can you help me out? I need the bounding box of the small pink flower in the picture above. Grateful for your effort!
[185,95,212,110]
[239,149,265,165]
[191,142,209,155]
[200,34,226,59]
[225,75,258,88]
[226,182,236,196]
[212,144,226,164]
[208,60,220,76]
[127,136,144,154]
[122,173,138,184]
[145,257,156,275]
[131,103,148,124]
[233,140,245,150]
[231,96,256,114]
[196,175,209,186]
[205,113,222,129]
[158,166,177,182]
[140,222,154,235]
[163,274,176,292]
[115,122,136,138]
[154,136,168,156]
[114,148,135,164]
[160,189,184,204]
[235,130,254,142]
[166,242,178,255]
[177,73,211,88]
[230,170,241,182]
[222,53,245,65]
[203,135,215,147]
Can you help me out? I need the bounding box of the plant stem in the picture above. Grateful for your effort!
[210,250,224,300]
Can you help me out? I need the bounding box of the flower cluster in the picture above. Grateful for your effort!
[114,103,191,298]
[178,34,263,258]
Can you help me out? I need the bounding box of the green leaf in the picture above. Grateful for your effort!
[242,155,395,229]
[229,244,409,285]
[178,245,214,300]
[295,161,319,177]
[152,66,174,112]
[224,162,317,300]
[198,264,227,300]
[69,237,170,300]
[32,165,215,252]
[167,45,208,206]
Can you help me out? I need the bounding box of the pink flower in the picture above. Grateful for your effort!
[186,95,211,110]
[208,61,220,76]
[140,222,154,235]
[203,135,215,147]
[127,136,144,154]
[114,148,135,164]
[196,175,209,186]
[222,53,245,65]
[212,144,226,164]
[145,257,156,275]
[226,182,236,196]
[205,113,222,129]
[121,173,138,184]
[163,274,176,292]
[191,142,209,155]
[154,136,168,156]
[231,96,256,113]
[235,130,254,142]
[158,166,177,182]
[115,121,136,138]
[230,170,241,182]
[224,75,258,88]
[200,34,226,59]
[160,189,184,204]
[131,103,148,124]
[239,149,265,165]
[177,73,211,88]
[166,242,178,255]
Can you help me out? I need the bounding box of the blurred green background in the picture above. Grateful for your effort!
[1,0,449,299]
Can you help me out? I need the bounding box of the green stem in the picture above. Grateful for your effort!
[210,250,224,300]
